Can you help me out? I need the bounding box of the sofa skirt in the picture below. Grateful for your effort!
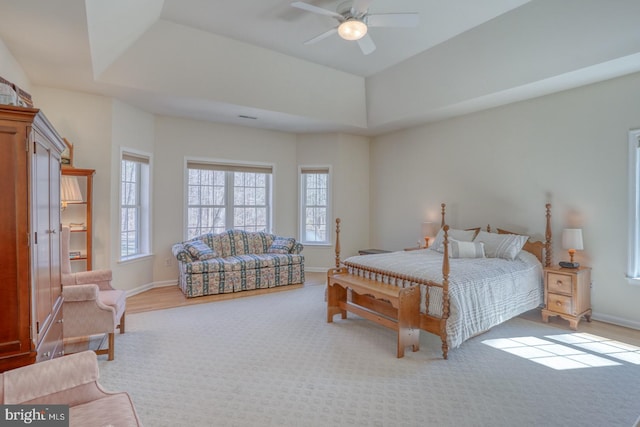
[180,263,305,297]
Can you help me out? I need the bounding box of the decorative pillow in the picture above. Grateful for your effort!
[449,239,485,259]
[430,228,477,253]
[465,227,482,239]
[268,237,296,254]
[473,230,528,260]
[184,240,217,260]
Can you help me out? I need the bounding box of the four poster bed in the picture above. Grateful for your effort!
[326,203,552,359]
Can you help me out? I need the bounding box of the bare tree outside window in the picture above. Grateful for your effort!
[187,169,226,239]
[121,159,140,257]
[120,151,151,260]
[186,163,272,238]
[300,168,330,244]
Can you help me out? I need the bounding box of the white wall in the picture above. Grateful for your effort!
[111,100,156,289]
[152,116,299,282]
[32,87,114,272]
[0,37,30,91]
[296,133,371,270]
[15,83,368,289]
[31,89,158,292]
[371,71,640,328]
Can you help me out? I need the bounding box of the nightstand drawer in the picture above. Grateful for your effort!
[547,293,572,315]
[547,272,573,296]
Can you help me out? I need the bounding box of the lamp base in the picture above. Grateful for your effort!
[559,261,580,269]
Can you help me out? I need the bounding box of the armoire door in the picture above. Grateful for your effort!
[33,137,54,341]
[0,117,35,370]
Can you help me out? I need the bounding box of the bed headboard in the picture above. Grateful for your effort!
[440,202,552,267]
[334,203,552,268]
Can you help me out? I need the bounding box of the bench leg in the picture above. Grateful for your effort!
[326,282,347,323]
[396,286,421,358]
[397,327,420,358]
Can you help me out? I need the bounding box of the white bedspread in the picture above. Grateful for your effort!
[343,249,544,349]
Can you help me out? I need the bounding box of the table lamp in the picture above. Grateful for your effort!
[560,228,583,268]
[421,222,438,248]
[61,175,83,210]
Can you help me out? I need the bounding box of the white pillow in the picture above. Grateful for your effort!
[474,230,528,260]
[430,228,477,253]
[449,239,485,259]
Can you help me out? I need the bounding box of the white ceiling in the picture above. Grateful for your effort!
[0,0,639,135]
[160,0,530,77]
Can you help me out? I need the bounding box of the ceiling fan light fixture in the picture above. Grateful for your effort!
[338,19,367,41]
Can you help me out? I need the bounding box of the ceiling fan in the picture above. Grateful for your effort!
[291,0,419,55]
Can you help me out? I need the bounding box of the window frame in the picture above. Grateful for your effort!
[299,165,332,246]
[627,129,640,285]
[184,158,274,240]
[119,149,152,262]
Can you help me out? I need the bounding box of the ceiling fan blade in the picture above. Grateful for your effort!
[351,0,373,16]
[367,13,419,28]
[357,33,376,55]
[304,27,338,45]
[291,2,344,20]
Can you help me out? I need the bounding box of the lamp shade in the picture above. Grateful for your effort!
[562,228,584,250]
[421,222,438,238]
[61,175,83,203]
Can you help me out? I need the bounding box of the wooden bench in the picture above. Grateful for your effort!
[326,267,420,358]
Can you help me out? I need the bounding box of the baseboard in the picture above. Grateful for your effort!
[592,312,640,331]
[126,280,178,297]
[305,267,331,273]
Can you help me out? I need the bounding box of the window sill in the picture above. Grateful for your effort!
[301,242,332,248]
[626,276,640,286]
[119,253,154,265]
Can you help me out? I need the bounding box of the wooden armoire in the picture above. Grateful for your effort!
[0,105,65,372]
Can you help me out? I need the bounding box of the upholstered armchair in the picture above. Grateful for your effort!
[61,227,126,361]
[0,350,142,426]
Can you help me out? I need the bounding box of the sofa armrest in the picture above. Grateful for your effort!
[291,242,304,254]
[73,269,113,291]
[63,283,100,302]
[2,351,99,404]
[172,243,194,263]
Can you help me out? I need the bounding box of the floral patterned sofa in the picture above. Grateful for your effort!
[171,229,305,297]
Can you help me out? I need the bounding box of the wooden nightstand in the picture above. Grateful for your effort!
[541,265,592,330]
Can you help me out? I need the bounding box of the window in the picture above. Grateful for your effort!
[299,166,331,245]
[186,161,272,239]
[120,151,151,260]
[627,129,640,284]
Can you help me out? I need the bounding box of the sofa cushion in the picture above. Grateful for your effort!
[268,237,296,254]
[70,393,141,427]
[184,240,217,260]
[98,289,127,319]
[184,253,304,274]
[202,230,275,257]
[2,351,98,404]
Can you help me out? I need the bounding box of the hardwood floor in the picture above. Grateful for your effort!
[126,271,326,314]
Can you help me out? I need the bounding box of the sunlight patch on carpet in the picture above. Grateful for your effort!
[481,331,640,370]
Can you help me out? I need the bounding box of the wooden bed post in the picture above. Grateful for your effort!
[545,203,552,267]
[441,225,450,360]
[335,218,341,268]
[441,203,446,228]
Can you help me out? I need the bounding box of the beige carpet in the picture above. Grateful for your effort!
[98,284,640,427]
